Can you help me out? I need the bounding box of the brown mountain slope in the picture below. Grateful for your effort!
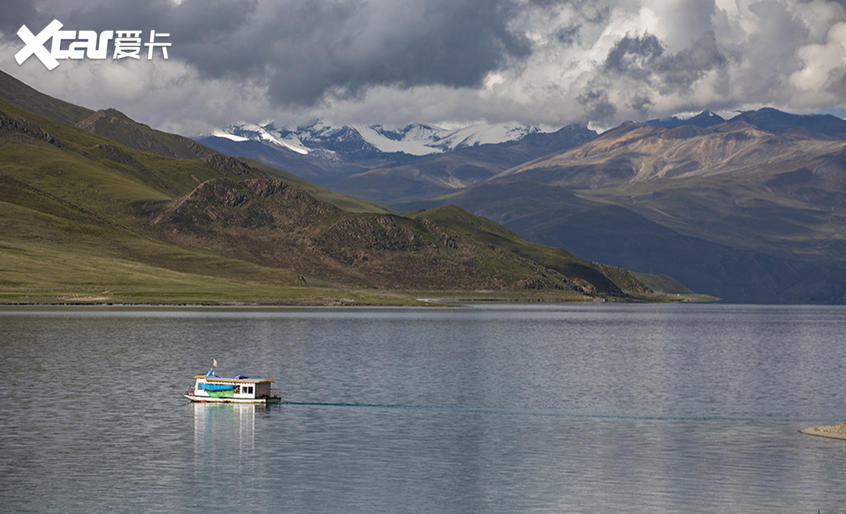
[494,121,846,188]
[483,116,846,264]
[401,108,846,302]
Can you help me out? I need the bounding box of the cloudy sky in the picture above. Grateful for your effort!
[2,0,846,134]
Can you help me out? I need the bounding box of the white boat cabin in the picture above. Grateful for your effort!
[190,375,275,402]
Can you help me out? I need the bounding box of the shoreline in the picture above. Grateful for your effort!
[799,423,846,441]
[0,290,717,308]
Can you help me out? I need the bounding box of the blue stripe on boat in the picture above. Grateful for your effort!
[201,383,235,391]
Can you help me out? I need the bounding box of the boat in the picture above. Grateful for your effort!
[183,362,281,404]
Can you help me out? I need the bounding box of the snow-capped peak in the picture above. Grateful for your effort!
[354,122,543,155]
[352,124,441,156]
[216,123,310,155]
[436,123,539,150]
[211,129,248,142]
[209,120,549,158]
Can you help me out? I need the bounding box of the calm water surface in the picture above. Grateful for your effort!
[1,304,846,512]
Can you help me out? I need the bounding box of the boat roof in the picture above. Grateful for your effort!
[194,375,274,384]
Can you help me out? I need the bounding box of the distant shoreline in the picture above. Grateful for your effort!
[0,292,716,308]
[799,423,846,441]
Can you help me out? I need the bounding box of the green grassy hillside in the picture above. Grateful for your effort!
[0,101,413,304]
[148,178,639,297]
[0,74,696,305]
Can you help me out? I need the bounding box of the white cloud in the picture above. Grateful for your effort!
[790,22,846,106]
[1,0,845,134]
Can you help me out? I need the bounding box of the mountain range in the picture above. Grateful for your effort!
[198,120,598,203]
[0,70,685,305]
[196,119,593,183]
[354,109,846,303]
[8,63,844,304]
[197,98,846,303]
[213,120,545,157]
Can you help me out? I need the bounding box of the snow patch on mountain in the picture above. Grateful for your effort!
[211,129,249,142]
[352,124,440,156]
[672,110,719,120]
[276,134,310,155]
[223,123,310,155]
[437,123,539,149]
[208,120,550,158]
[354,122,543,154]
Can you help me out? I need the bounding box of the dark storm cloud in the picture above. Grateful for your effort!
[5,0,846,133]
[604,31,726,93]
[604,33,664,79]
[22,0,531,107]
[630,94,653,115]
[61,0,264,76]
[657,32,727,92]
[555,24,581,45]
[577,88,616,122]
[259,0,532,105]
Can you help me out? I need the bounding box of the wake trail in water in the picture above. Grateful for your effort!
[280,401,811,424]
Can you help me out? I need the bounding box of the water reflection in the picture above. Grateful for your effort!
[193,403,256,456]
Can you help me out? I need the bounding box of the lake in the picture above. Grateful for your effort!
[1,304,845,512]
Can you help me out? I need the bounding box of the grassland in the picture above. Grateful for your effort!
[0,76,708,305]
[0,195,421,305]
